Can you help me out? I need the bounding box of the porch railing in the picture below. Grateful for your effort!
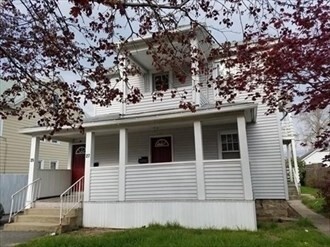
[9,178,41,223]
[292,168,301,195]
[281,114,295,140]
[59,176,84,225]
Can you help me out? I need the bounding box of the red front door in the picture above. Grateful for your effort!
[72,144,85,187]
[151,136,172,163]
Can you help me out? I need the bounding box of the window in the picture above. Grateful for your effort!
[38,160,45,169]
[153,73,169,91]
[41,139,60,144]
[50,161,59,170]
[219,132,240,159]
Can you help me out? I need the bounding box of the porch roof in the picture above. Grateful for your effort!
[19,102,257,141]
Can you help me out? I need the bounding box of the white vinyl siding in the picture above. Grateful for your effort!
[202,124,238,160]
[90,166,119,201]
[94,77,123,115]
[94,72,194,116]
[125,162,197,200]
[127,128,195,164]
[247,105,286,199]
[89,160,246,202]
[0,116,69,174]
[83,200,257,230]
[204,160,244,199]
[94,134,119,166]
[0,118,3,136]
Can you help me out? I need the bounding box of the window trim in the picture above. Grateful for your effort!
[49,160,59,170]
[149,71,173,93]
[218,130,240,159]
[38,160,45,170]
[41,139,60,144]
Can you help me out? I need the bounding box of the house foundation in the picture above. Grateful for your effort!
[255,199,299,220]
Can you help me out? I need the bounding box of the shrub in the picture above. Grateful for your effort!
[298,159,306,186]
[316,169,330,213]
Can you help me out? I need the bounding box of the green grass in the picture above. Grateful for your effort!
[301,186,327,215]
[301,186,320,197]
[18,220,330,247]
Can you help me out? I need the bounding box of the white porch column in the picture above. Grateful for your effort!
[237,115,253,200]
[67,142,73,169]
[287,144,293,182]
[194,121,205,200]
[26,136,40,207]
[190,38,201,106]
[291,139,300,185]
[118,128,127,201]
[84,132,95,202]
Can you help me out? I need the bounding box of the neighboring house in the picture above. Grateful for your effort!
[0,81,69,213]
[14,26,298,231]
[301,149,330,167]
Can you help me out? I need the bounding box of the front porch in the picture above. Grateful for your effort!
[23,104,258,230]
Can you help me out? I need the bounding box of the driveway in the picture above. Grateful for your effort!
[0,215,47,247]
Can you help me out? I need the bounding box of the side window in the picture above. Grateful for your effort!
[50,161,59,170]
[38,160,45,169]
[41,139,60,144]
[152,73,169,91]
[218,132,240,159]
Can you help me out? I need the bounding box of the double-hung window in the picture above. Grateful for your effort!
[219,131,240,159]
[152,73,169,91]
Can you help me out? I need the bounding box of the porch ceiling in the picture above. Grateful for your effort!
[129,46,191,72]
[19,103,257,140]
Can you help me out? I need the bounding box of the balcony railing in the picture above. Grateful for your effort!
[126,86,193,115]
[281,114,295,140]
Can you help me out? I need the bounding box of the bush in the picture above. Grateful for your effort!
[298,159,306,186]
[316,169,330,213]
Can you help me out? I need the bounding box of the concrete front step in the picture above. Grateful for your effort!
[15,214,77,224]
[34,201,78,209]
[3,222,63,232]
[24,208,77,217]
[4,206,82,233]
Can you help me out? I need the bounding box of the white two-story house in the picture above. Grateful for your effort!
[9,26,300,231]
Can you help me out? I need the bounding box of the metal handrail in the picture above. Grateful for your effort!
[9,178,41,223]
[59,176,84,225]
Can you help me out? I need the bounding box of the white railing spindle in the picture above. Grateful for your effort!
[9,178,41,223]
[60,176,84,225]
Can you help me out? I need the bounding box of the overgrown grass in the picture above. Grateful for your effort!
[301,186,327,216]
[301,186,320,197]
[18,220,330,247]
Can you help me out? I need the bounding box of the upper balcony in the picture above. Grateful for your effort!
[281,113,295,143]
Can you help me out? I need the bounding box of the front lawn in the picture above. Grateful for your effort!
[19,220,330,247]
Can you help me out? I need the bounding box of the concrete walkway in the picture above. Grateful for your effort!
[0,215,47,247]
[289,200,330,236]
